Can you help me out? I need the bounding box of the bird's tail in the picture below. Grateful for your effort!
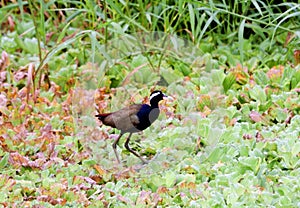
[95,113,111,122]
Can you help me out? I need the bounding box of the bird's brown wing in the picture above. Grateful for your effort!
[102,104,142,131]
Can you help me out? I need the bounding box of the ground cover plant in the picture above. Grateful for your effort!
[0,0,300,207]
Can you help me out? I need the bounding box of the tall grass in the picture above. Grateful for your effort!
[0,0,299,87]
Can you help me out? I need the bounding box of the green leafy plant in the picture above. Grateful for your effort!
[1,0,300,207]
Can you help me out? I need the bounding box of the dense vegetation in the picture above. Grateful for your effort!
[0,0,300,206]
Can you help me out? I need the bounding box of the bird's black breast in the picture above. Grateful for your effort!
[135,104,160,131]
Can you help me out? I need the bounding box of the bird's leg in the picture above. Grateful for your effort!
[124,133,148,164]
[112,133,124,164]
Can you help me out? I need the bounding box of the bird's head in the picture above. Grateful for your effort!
[149,90,167,106]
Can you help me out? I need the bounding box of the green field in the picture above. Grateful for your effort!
[0,1,300,207]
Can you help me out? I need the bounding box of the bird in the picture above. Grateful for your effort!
[95,90,167,164]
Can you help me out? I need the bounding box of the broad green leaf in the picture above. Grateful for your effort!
[83,159,97,166]
[291,142,300,156]
[165,171,176,187]
[0,152,9,168]
[249,85,266,103]
[254,71,269,85]
[223,72,236,93]
[239,156,261,174]
[160,67,182,84]
[207,147,224,163]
